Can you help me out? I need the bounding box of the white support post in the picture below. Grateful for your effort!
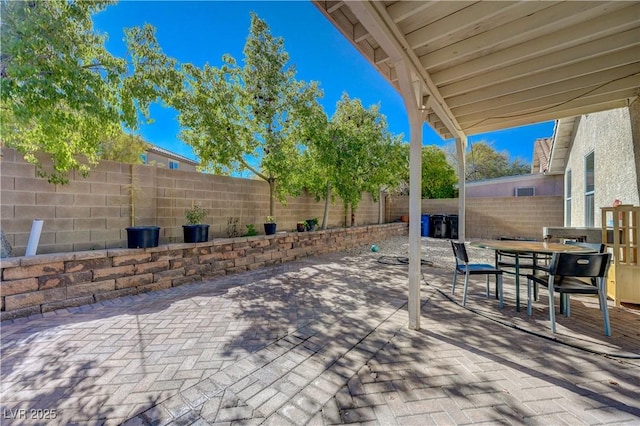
[456,137,467,242]
[408,115,423,330]
[395,61,424,330]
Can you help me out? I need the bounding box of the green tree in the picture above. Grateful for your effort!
[98,132,149,164]
[396,145,456,199]
[0,0,182,184]
[420,145,457,198]
[330,94,406,226]
[466,141,531,181]
[173,13,322,217]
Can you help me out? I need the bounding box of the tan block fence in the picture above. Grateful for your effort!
[1,148,383,255]
[388,196,563,240]
[1,147,563,257]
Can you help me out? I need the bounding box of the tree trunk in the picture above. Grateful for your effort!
[350,203,356,227]
[321,182,331,230]
[343,203,349,227]
[268,177,275,217]
[378,189,384,224]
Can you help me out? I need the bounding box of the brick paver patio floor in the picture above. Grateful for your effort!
[1,251,639,425]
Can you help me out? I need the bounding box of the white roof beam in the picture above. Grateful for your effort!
[345,1,465,140]
[466,95,634,134]
[326,1,344,14]
[445,46,640,108]
[405,1,536,51]
[456,75,640,125]
[422,2,629,70]
[431,4,640,85]
[386,1,437,24]
[452,63,640,117]
[353,22,369,43]
[442,31,640,100]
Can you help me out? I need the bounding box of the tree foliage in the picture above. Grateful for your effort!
[420,146,457,198]
[396,145,457,199]
[98,131,149,164]
[173,13,322,217]
[466,141,531,181]
[0,0,181,184]
[328,94,406,226]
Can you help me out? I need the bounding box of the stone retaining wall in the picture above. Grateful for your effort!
[0,223,407,321]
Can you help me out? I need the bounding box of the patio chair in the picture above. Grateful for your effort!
[531,241,605,312]
[526,252,612,336]
[451,241,503,308]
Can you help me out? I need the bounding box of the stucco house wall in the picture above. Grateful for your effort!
[465,173,563,198]
[565,104,640,227]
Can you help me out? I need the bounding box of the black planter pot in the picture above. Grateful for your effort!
[126,226,160,249]
[264,223,277,235]
[305,219,317,231]
[183,224,210,243]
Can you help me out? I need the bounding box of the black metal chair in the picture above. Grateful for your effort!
[451,241,503,308]
[531,241,605,312]
[526,252,612,336]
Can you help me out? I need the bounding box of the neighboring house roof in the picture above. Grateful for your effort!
[147,145,199,166]
[465,172,553,187]
[531,137,552,174]
[547,116,580,175]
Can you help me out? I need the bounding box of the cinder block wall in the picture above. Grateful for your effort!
[1,148,383,255]
[0,223,407,321]
[389,195,564,240]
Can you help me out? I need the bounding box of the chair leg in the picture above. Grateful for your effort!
[526,277,532,316]
[597,288,603,311]
[564,294,571,317]
[548,282,556,333]
[497,275,504,309]
[462,273,470,306]
[485,276,490,298]
[598,278,611,336]
[452,269,458,294]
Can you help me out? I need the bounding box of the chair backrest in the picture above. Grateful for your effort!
[549,252,611,279]
[451,241,469,265]
[563,241,606,253]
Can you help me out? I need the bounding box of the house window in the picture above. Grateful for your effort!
[169,160,179,170]
[565,170,572,226]
[585,152,595,227]
[140,153,147,164]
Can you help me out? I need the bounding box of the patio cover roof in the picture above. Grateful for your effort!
[313,0,640,331]
[312,1,640,141]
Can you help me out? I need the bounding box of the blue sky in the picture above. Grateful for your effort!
[93,1,555,164]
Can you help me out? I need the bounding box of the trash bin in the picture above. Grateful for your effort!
[421,214,430,237]
[447,214,459,240]
[430,214,447,238]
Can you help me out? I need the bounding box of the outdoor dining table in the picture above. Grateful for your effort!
[470,240,597,311]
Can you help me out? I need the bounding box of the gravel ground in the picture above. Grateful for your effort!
[344,235,495,270]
